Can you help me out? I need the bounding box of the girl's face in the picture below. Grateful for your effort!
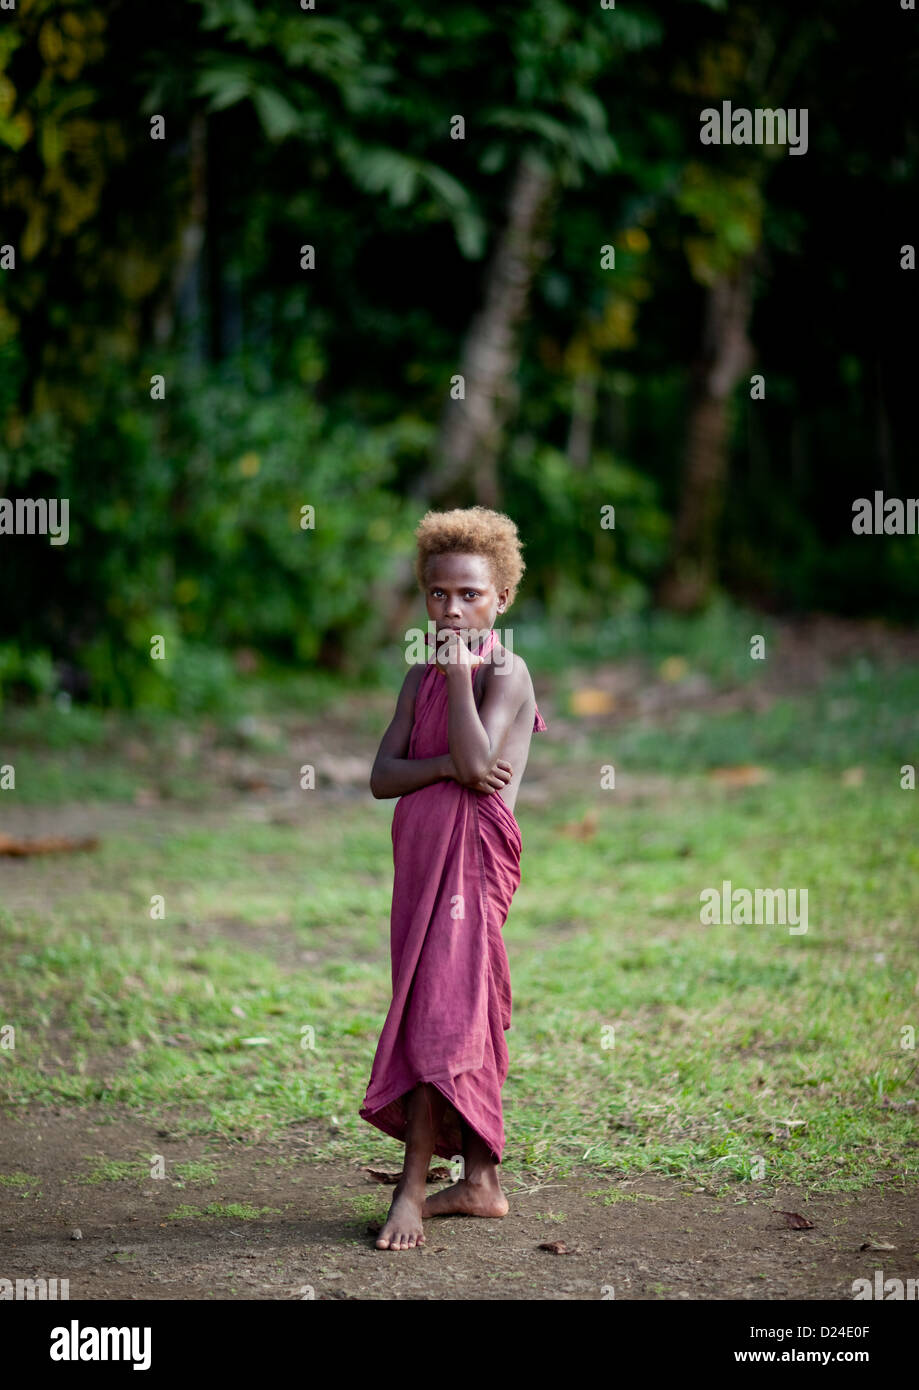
[423,552,508,652]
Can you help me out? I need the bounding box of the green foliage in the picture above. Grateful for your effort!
[0,0,915,705]
[504,441,671,618]
[1,355,426,708]
[0,643,56,709]
[678,163,763,283]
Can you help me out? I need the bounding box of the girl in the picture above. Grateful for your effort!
[360,506,547,1251]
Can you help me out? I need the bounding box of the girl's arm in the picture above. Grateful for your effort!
[442,640,529,786]
[370,664,457,799]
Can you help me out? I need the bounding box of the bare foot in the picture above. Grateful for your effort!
[375,1183,426,1250]
[422,1178,509,1219]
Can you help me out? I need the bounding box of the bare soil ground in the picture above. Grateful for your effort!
[2,1108,916,1301]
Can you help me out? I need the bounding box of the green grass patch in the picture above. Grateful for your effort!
[166,1202,279,1221]
[2,658,918,1194]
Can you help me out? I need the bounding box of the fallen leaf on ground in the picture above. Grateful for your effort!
[538,1240,572,1254]
[707,765,771,787]
[773,1210,815,1230]
[559,811,597,840]
[659,657,689,682]
[859,1240,896,1251]
[0,833,99,857]
[570,688,616,716]
[364,1166,453,1185]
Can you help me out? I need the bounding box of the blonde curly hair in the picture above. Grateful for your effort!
[413,506,526,609]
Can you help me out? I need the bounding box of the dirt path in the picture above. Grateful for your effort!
[2,1108,915,1301]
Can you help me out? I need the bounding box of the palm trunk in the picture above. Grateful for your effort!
[657,255,756,613]
[419,151,557,509]
[152,112,207,348]
[566,367,599,469]
[381,153,558,641]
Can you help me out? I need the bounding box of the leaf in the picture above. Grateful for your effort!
[538,1240,572,1254]
[0,833,99,856]
[570,688,615,715]
[659,656,689,682]
[859,1240,896,1251]
[364,1166,452,1184]
[708,765,771,787]
[559,811,597,841]
[193,68,252,111]
[251,86,302,141]
[773,1210,814,1230]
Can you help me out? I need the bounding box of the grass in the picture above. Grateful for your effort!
[75,1156,220,1186]
[576,660,919,772]
[1,648,918,1195]
[166,1203,279,1221]
[0,597,794,806]
[346,1193,390,1224]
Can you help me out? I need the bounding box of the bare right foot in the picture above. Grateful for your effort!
[422,1178,509,1219]
[375,1183,426,1250]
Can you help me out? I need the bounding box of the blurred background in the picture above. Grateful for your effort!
[1,0,916,718]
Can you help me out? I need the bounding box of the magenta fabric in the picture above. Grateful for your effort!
[359,629,546,1163]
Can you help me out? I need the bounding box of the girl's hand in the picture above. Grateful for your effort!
[434,628,483,676]
[467,758,514,795]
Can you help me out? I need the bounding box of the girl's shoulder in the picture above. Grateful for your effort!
[479,645,534,702]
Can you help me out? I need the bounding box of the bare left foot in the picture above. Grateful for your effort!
[375,1183,426,1250]
[422,1178,509,1219]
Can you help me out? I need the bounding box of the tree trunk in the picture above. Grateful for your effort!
[379,153,558,642]
[656,255,756,613]
[418,151,557,510]
[152,111,207,348]
[566,367,599,470]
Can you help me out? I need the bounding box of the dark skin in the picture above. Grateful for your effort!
[368,552,539,1250]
